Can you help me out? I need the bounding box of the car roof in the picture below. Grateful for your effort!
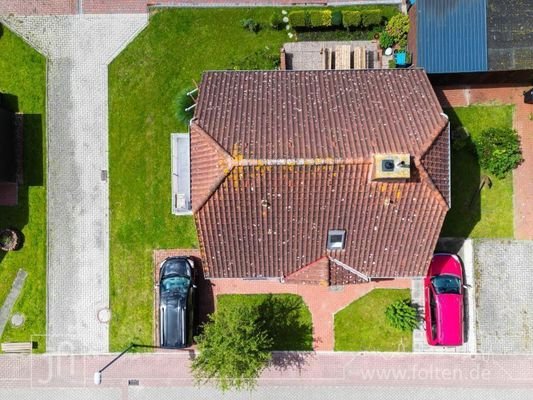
[435,294,463,346]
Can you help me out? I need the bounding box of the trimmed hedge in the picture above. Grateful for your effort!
[342,10,362,29]
[331,9,343,27]
[309,10,332,27]
[361,9,382,27]
[288,10,308,28]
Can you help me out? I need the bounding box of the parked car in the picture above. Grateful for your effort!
[424,253,464,346]
[159,256,195,348]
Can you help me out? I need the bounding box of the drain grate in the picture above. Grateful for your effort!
[101,170,108,181]
[128,379,139,386]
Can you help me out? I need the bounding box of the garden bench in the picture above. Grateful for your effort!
[1,342,33,353]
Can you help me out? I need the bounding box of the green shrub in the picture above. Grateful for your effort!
[288,10,309,28]
[175,88,195,125]
[475,127,522,178]
[386,13,410,45]
[240,18,261,33]
[385,299,419,332]
[270,12,284,30]
[231,47,280,70]
[379,31,395,48]
[309,10,332,28]
[388,58,396,69]
[331,9,343,27]
[342,10,362,30]
[361,9,382,27]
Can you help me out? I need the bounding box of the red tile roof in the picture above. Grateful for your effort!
[191,69,450,282]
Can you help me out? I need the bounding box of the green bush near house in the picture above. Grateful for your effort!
[309,10,332,28]
[288,10,309,28]
[342,10,362,30]
[361,9,382,27]
[270,12,284,30]
[335,289,412,352]
[230,46,280,70]
[385,13,410,47]
[475,127,522,178]
[379,31,395,49]
[385,299,419,331]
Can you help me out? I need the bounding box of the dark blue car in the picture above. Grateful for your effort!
[159,257,195,348]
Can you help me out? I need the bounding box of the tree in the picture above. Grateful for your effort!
[191,301,273,392]
[385,14,410,48]
[475,127,522,178]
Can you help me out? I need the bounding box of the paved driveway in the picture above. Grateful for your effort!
[475,240,533,353]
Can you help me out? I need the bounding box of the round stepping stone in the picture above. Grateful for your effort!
[97,308,112,323]
[11,313,25,327]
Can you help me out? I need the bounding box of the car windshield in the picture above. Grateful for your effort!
[162,259,191,278]
[431,275,461,295]
[161,276,190,294]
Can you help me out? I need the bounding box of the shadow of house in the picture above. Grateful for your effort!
[0,93,23,207]
[439,108,481,238]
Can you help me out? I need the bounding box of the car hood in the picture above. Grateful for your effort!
[436,294,463,346]
[160,299,187,348]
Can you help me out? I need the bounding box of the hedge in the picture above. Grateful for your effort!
[342,10,362,29]
[309,10,332,27]
[288,11,308,28]
[331,10,343,27]
[361,9,383,27]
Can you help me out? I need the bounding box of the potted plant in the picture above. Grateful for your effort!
[0,228,22,251]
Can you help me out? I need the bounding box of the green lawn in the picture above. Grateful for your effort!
[334,289,412,352]
[108,8,294,350]
[441,105,514,238]
[216,294,313,351]
[0,28,47,351]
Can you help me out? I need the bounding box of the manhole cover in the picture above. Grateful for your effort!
[11,313,25,327]
[97,308,112,323]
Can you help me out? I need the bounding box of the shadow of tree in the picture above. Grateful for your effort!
[257,294,313,351]
[269,351,315,373]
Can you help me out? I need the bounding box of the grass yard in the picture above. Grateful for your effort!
[0,28,47,351]
[334,289,412,352]
[441,105,514,238]
[216,294,313,351]
[108,8,293,350]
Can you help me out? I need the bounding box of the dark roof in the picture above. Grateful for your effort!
[191,70,450,281]
[416,0,488,73]
[0,107,16,183]
[487,0,533,71]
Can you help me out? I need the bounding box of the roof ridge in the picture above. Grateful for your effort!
[233,157,369,167]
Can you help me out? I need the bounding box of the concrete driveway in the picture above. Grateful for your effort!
[475,240,533,354]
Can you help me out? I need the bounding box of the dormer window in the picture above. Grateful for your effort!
[327,230,346,250]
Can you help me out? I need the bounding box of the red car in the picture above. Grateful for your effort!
[424,254,464,346]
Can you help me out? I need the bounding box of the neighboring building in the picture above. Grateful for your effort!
[0,104,22,207]
[190,69,450,285]
[413,0,533,81]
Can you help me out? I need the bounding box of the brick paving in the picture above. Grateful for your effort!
[436,85,533,239]
[1,352,533,390]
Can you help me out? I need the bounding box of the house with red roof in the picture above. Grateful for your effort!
[190,69,450,285]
